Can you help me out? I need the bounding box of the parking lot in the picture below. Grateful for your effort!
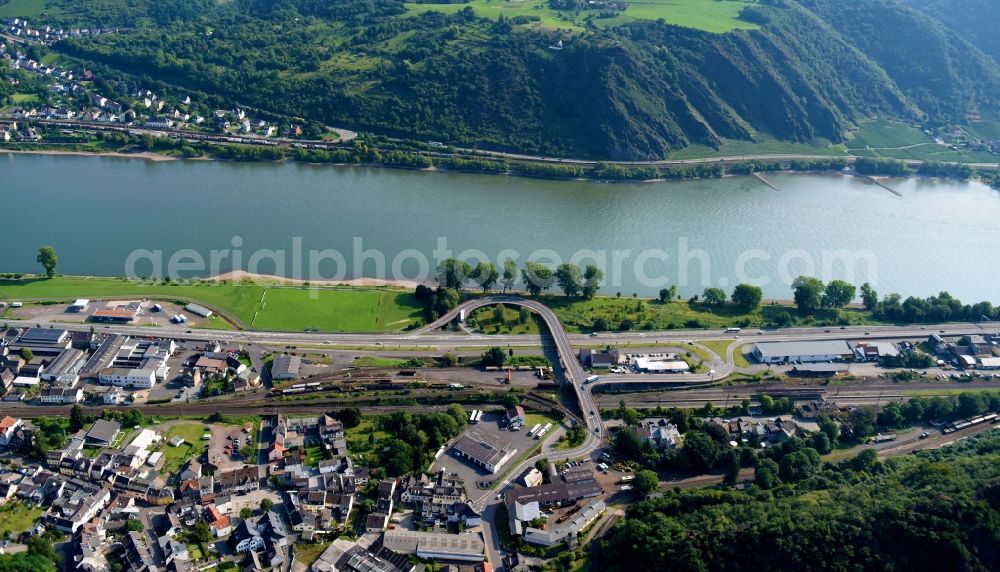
[4,299,215,329]
[431,411,545,490]
[206,423,255,473]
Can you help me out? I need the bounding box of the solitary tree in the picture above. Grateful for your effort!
[822,280,857,309]
[582,265,604,299]
[633,469,659,496]
[521,262,553,296]
[518,306,530,324]
[754,458,780,489]
[19,347,33,362]
[702,287,726,306]
[472,261,498,293]
[731,283,763,312]
[436,258,471,290]
[69,404,86,433]
[792,276,825,314]
[337,407,362,429]
[36,245,58,278]
[501,258,518,293]
[554,263,583,297]
[500,393,520,409]
[658,285,677,303]
[860,282,878,311]
[481,346,507,368]
[260,498,274,512]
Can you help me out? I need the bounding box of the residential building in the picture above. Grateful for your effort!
[635,419,682,448]
[217,465,264,494]
[506,406,526,426]
[39,386,83,404]
[505,467,602,537]
[523,499,605,547]
[0,416,22,446]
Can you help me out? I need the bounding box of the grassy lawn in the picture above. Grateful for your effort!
[693,339,732,360]
[0,276,424,332]
[249,287,424,332]
[964,120,1000,141]
[670,135,848,160]
[345,418,392,462]
[584,0,758,32]
[303,444,327,467]
[352,356,411,368]
[541,296,880,333]
[11,93,39,104]
[109,428,132,449]
[294,541,332,566]
[0,502,44,535]
[469,304,544,335]
[160,422,211,476]
[847,119,999,163]
[0,0,56,17]
[847,119,932,150]
[693,339,749,367]
[403,0,757,33]
[524,411,563,430]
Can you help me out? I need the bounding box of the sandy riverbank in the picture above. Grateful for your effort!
[0,148,178,162]
[210,270,425,289]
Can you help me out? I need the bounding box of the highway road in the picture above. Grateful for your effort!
[14,312,992,355]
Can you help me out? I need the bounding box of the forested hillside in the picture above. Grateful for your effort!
[16,0,1000,158]
[904,0,1000,64]
[598,431,1000,571]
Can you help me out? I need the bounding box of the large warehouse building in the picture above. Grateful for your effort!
[751,341,854,365]
[450,430,516,474]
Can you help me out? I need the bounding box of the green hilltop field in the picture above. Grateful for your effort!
[402,0,759,33]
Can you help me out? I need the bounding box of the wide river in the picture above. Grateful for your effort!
[3,153,999,301]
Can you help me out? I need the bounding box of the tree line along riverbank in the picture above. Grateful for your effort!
[4,272,999,335]
[2,127,997,185]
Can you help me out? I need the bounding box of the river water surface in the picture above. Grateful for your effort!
[3,153,998,300]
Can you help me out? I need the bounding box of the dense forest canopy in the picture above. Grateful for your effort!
[599,430,1000,571]
[904,0,1000,64]
[8,0,1000,158]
